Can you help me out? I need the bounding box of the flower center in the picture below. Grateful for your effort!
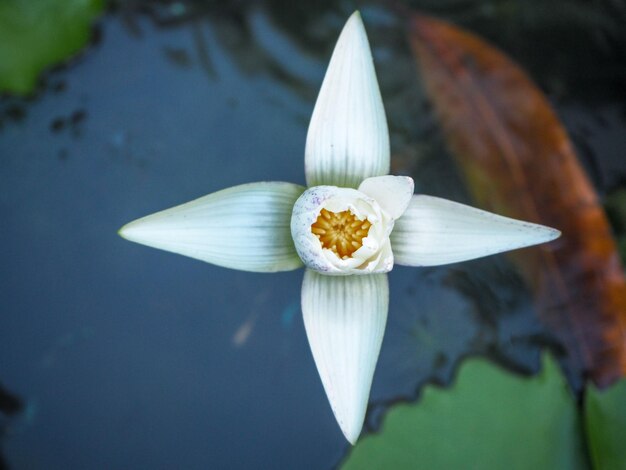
[311,208,372,259]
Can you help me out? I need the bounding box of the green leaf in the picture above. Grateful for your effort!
[585,378,626,470]
[0,0,104,95]
[342,355,588,470]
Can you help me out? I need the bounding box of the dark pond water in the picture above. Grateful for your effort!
[1,0,625,468]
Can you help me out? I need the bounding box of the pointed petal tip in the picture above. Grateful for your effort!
[340,10,367,50]
[342,11,367,50]
[547,227,562,241]
[525,222,561,246]
[344,427,359,445]
[333,389,367,445]
[336,403,363,445]
[117,218,151,244]
[117,220,139,241]
[347,10,363,26]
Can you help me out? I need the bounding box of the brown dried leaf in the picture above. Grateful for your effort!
[409,13,626,387]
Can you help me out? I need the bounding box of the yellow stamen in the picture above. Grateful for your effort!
[311,208,372,258]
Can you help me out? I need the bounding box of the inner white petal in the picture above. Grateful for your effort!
[291,185,395,275]
[358,175,414,219]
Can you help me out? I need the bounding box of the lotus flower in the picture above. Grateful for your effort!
[119,11,560,444]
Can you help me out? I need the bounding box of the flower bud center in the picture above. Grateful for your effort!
[311,208,372,259]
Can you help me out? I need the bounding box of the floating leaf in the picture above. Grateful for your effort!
[0,0,103,95]
[409,14,626,387]
[585,378,626,470]
[342,355,586,470]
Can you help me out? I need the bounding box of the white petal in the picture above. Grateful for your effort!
[391,195,561,266]
[119,182,305,272]
[301,270,389,444]
[358,175,414,219]
[305,11,389,189]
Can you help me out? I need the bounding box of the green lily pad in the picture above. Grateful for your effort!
[585,378,626,470]
[0,0,103,95]
[342,355,587,470]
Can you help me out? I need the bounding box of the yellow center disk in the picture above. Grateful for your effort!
[311,208,372,259]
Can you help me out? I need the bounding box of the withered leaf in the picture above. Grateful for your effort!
[409,14,626,387]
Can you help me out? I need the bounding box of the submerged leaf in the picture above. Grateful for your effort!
[341,355,586,469]
[409,14,626,387]
[0,0,103,95]
[585,378,626,470]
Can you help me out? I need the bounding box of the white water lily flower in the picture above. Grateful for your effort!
[119,11,560,444]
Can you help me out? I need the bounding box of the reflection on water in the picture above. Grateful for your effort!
[1,0,626,468]
[0,384,22,470]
